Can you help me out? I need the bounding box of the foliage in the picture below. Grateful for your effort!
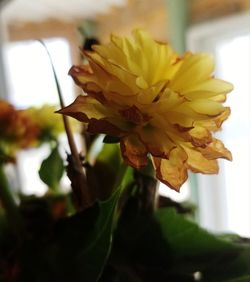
[39,145,64,192]
[1,121,250,282]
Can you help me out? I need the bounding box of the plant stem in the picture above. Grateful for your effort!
[38,40,90,210]
[0,163,23,235]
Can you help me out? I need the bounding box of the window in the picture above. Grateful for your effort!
[5,37,75,195]
[188,12,250,237]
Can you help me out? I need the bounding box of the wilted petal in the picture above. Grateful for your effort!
[87,119,124,136]
[198,138,232,161]
[186,126,212,147]
[153,147,188,191]
[120,135,148,169]
[138,125,176,158]
[194,107,231,131]
[57,95,110,122]
[119,105,151,125]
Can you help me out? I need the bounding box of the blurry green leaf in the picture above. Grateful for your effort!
[103,135,120,144]
[20,165,133,282]
[154,208,234,257]
[111,206,250,281]
[202,246,250,282]
[154,208,250,280]
[38,146,64,191]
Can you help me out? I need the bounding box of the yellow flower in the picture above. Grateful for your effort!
[26,105,65,140]
[59,29,233,191]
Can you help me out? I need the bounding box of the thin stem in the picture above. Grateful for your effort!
[37,40,90,210]
[37,40,80,164]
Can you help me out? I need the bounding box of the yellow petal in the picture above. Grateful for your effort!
[184,99,224,115]
[86,51,139,94]
[165,111,197,128]
[183,90,226,101]
[183,78,233,94]
[153,88,184,112]
[136,81,167,104]
[170,53,215,92]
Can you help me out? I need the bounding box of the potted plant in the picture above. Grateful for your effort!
[0,29,249,282]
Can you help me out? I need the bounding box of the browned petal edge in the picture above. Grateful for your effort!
[198,138,232,161]
[69,64,93,75]
[174,124,194,132]
[183,146,219,175]
[68,65,92,87]
[153,156,188,192]
[56,96,89,122]
[68,66,106,104]
[119,105,151,125]
[141,137,176,160]
[120,135,148,169]
[186,128,213,148]
[188,161,219,174]
[87,118,125,137]
[214,107,231,128]
[82,88,107,105]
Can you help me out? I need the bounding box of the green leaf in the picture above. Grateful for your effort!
[154,208,250,281]
[103,135,120,144]
[38,146,64,191]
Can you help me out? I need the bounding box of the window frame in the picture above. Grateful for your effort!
[187,11,250,234]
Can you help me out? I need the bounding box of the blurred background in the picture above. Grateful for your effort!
[0,0,249,237]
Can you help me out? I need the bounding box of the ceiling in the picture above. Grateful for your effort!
[1,0,127,23]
